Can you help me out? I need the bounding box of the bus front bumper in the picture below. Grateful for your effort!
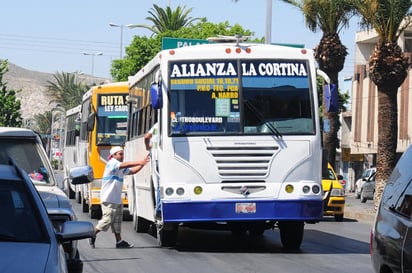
[162,199,323,222]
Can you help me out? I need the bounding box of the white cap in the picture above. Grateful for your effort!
[109,146,123,156]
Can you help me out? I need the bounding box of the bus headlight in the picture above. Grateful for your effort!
[176,187,185,196]
[302,185,310,194]
[194,186,203,195]
[165,187,174,196]
[312,185,321,194]
[285,184,294,193]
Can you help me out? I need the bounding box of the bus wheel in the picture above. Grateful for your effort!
[67,180,75,199]
[279,221,304,250]
[156,224,178,247]
[90,207,102,219]
[133,215,150,233]
[76,191,81,204]
[82,198,89,213]
[68,186,75,199]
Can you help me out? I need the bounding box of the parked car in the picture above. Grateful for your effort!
[360,172,375,203]
[322,163,345,221]
[371,144,412,273]
[355,167,376,199]
[0,127,87,273]
[0,161,94,273]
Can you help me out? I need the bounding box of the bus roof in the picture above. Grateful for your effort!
[128,42,314,86]
[82,81,128,101]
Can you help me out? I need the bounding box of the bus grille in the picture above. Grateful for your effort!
[206,146,277,178]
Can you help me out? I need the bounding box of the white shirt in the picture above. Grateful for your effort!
[100,158,130,204]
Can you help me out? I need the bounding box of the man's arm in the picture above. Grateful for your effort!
[120,155,150,174]
[144,131,153,151]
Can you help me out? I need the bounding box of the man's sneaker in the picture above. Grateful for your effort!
[116,240,134,248]
[89,236,96,248]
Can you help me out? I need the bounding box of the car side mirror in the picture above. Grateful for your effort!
[69,166,94,185]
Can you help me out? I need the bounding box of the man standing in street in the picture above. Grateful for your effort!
[90,146,149,248]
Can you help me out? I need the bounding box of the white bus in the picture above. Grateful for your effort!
[63,104,81,200]
[125,39,327,249]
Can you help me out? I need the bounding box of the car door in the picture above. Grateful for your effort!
[401,190,412,273]
[404,218,412,273]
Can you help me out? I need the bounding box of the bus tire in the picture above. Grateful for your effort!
[279,221,304,250]
[76,191,81,204]
[157,224,178,247]
[68,185,75,199]
[133,215,150,233]
[82,198,89,213]
[90,206,102,219]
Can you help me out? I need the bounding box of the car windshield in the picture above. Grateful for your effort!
[0,139,53,186]
[0,180,48,242]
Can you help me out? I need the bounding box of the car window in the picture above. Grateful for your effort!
[0,181,48,242]
[323,168,336,180]
[382,148,412,218]
[0,139,53,186]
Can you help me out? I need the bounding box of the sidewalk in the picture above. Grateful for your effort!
[344,191,376,224]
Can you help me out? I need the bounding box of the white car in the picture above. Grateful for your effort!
[0,127,88,273]
[355,167,376,199]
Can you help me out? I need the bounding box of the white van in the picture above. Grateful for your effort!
[0,127,86,273]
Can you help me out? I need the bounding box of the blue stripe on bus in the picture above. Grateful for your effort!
[162,199,323,222]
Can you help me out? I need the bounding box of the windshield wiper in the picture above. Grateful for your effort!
[244,100,282,138]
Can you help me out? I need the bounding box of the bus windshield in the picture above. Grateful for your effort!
[96,93,128,145]
[169,59,315,136]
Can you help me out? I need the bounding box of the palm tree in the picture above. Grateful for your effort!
[33,111,52,135]
[350,0,412,209]
[282,0,355,170]
[46,72,88,110]
[130,4,201,35]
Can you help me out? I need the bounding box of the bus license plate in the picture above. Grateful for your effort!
[236,202,256,214]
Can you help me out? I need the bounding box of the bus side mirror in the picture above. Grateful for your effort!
[69,165,94,185]
[150,83,163,109]
[87,113,96,131]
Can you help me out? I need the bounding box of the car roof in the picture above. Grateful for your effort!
[0,127,38,137]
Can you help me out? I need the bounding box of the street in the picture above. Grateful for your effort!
[58,168,374,273]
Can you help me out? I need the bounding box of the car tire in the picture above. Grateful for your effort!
[360,190,367,203]
[334,214,344,221]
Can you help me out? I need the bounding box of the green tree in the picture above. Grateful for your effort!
[351,0,412,209]
[33,111,52,135]
[0,60,23,127]
[46,72,89,110]
[111,36,162,82]
[282,0,355,170]
[131,4,202,35]
[111,20,259,81]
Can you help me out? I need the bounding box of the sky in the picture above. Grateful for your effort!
[0,0,360,83]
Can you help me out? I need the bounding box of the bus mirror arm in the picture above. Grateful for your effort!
[316,69,330,84]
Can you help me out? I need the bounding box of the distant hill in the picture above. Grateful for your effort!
[3,62,110,121]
